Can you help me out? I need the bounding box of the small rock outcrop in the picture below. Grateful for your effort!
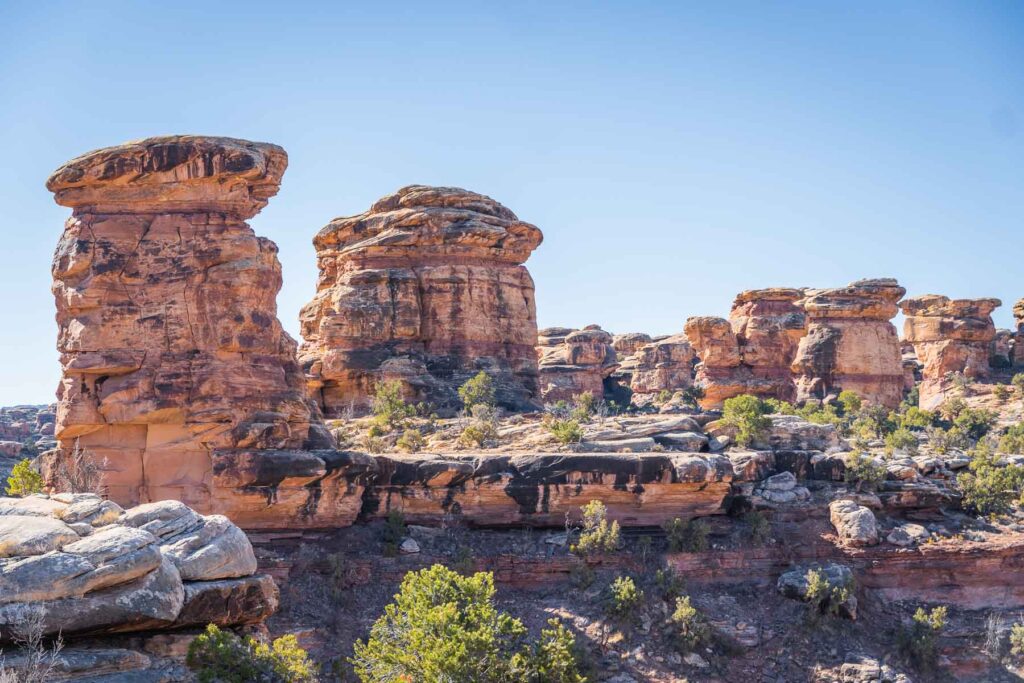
[0,495,276,639]
[828,499,879,547]
[47,136,328,517]
[612,332,653,357]
[1014,299,1024,366]
[900,295,1001,410]
[685,288,805,408]
[299,185,543,416]
[537,325,619,403]
[792,279,906,408]
[628,334,696,398]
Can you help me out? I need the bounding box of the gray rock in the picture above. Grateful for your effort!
[576,437,656,452]
[886,523,929,547]
[120,500,202,540]
[777,562,857,619]
[829,499,878,546]
[159,514,257,580]
[400,537,421,554]
[60,495,124,527]
[764,471,797,491]
[0,515,79,558]
[654,432,709,451]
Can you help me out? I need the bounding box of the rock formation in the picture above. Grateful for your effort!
[791,279,905,408]
[900,295,1000,410]
[299,185,543,417]
[47,135,343,525]
[612,332,652,357]
[991,329,1014,369]
[0,494,276,639]
[1015,299,1024,366]
[537,325,619,403]
[685,288,805,408]
[628,335,695,397]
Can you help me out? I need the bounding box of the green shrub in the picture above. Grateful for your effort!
[926,425,969,454]
[396,429,425,453]
[5,458,43,497]
[371,380,415,432]
[460,404,500,448]
[351,565,584,682]
[999,423,1024,455]
[744,510,771,545]
[885,427,919,455]
[898,406,935,430]
[837,390,862,415]
[571,391,598,422]
[186,624,316,683]
[995,384,1012,403]
[607,576,643,621]
[1011,622,1024,656]
[843,452,887,493]
[804,569,853,621]
[762,398,796,415]
[571,500,621,556]
[721,395,772,447]
[680,385,705,408]
[458,371,496,412]
[797,403,842,426]
[671,595,710,651]
[654,389,673,406]
[958,441,1024,515]
[382,510,406,556]
[655,567,686,601]
[952,407,997,441]
[897,606,947,671]
[663,517,709,553]
[1014,373,1024,396]
[545,417,583,445]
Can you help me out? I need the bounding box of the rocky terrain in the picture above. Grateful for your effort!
[4,134,1024,681]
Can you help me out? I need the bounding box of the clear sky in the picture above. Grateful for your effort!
[1,1,1021,406]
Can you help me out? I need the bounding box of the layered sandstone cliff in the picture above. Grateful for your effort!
[792,278,905,408]
[536,325,619,403]
[900,295,1001,410]
[299,186,543,417]
[685,288,805,408]
[628,335,696,397]
[1015,298,1024,366]
[47,136,341,525]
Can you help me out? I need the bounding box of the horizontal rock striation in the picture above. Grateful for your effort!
[792,278,905,408]
[628,334,696,397]
[900,295,1001,410]
[299,185,543,417]
[537,325,619,403]
[0,495,276,639]
[47,136,330,521]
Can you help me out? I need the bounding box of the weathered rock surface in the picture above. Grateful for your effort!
[777,562,857,618]
[47,136,328,520]
[612,332,652,357]
[299,185,543,416]
[0,494,275,639]
[792,279,905,408]
[537,325,619,402]
[685,288,806,408]
[628,334,695,397]
[1015,298,1024,367]
[900,295,1001,410]
[829,499,879,547]
[364,452,734,526]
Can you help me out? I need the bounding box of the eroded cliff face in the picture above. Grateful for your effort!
[900,295,1001,410]
[1014,298,1024,367]
[685,288,806,408]
[628,335,695,397]
[536,325,619,403]
[299,186,543,417]
[792,278,905,408]
[46,136,356,528]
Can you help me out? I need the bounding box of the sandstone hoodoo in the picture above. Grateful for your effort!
[46,136,342,525]
[1014,298,1024,366]
[900,295,1001,410]
[791,278,906,408]
[685,288,805,408]
[299,185,543,417]
[628,334,696,399]
[536,325,619,403]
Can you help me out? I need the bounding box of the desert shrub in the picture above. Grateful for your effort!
[663,517,709,553]
[51,439,106,494]
[571,391,598,422]
[926,425,968,454]
[1011,622,1024,656]
[5,458,43,497]
[350,565,584,682]
[884,427,919,455]
[804,569,853,621]
[186,624,316,683]
[382,510,406,556]
[837,390,862,415]
[458,371,496,412]
[995,384,1012,403]
[744,510,771,545]
[371,380,415,432]
[1014,373,1024,396]
[952,407,997,441]
[460,404,500,448]
[899,385,920,413]
[671,595,710,651]
[636,534,653,564]
[655,567,686,600]
[721,395,772,447]
[843,452,887,492]
[999,423,1024,455]
[762,398,796,415]
[0,609,63,683]
[958,441,1024,515]
[849,405,896,441]
[607,576,643,621]
[571,500,621,556]
[680,385,705,408]
[396,429,425,453]
[654,389,673,406]
[544,417,583,445]
[361,435,386,454]
[898,406,935,430]
[897,606,947,671]
[797,403,842,427]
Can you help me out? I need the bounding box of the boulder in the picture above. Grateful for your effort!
[777,562,857,619]
[0,494,275,638]
[299,185,543,416]
[829,499,879,546]
[886,523,930,547]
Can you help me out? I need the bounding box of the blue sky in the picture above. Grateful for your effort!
[1,1,1021,405]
